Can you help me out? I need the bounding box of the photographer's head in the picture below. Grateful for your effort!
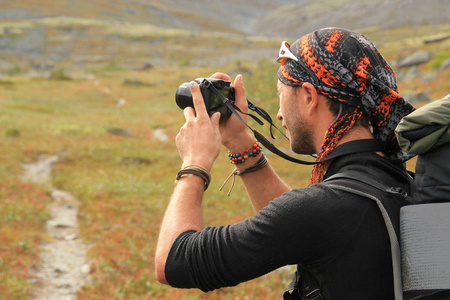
[276,27,415,184]
[276,81,320,156]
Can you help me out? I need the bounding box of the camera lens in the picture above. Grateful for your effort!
[175,82,194,110]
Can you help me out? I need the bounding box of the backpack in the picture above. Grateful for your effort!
[394,94,450,300]
[283,94,450,300]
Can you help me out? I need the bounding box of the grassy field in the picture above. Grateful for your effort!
[0,60,304,299]
[0,21,449,299]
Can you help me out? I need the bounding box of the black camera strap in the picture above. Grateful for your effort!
[205,80,383,165]
[204,78,286,141]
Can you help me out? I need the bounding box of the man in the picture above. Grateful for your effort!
[155,28,415,299]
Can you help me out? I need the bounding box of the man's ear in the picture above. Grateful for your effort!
[301,82,319,116]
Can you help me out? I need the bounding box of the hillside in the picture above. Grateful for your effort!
[0,0,297,34]
[1,0,448,37]
[0,0,449,84]
[253,0,450,38]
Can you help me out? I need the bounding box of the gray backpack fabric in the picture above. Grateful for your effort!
[395,94,450,299]
[395,94,450,203]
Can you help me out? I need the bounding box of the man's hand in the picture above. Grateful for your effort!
[210,73,255,153]
[176,81,222,171]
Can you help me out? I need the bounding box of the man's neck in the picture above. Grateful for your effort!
[314,124,376,153]
[335,126,385,157]
[337,126,375,147]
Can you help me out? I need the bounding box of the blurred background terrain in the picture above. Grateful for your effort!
[1,0,449,72]
[0,0,449,299]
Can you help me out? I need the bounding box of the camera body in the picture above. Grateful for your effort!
[175,78,235,119]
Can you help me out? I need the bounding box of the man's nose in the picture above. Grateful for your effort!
[277,109,283,121]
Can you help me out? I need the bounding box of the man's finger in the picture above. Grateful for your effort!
[190,81,209,119]
[210,72,231,82]
[234,74,248,113]
[210,112,221,131]
[183,106,195,122]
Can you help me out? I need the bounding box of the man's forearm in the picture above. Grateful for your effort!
[226,137,291,212]
[235,154,291,212]
[155,175,205,284]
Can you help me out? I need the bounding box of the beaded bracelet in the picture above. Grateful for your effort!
[228,142,263,164]
[176,164,211,191]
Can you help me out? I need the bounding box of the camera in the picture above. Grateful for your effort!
[174,77,312,165]
[175,78,235,119]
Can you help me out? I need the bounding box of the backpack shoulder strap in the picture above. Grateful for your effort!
[323,171,404,300]
[284,171,406,300]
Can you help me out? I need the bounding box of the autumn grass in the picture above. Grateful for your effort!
[0,179,49,299]
[0,23,449,299]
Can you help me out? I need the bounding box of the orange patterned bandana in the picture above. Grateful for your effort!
[277,27,415,184]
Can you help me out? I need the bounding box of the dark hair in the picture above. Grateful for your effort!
[326,98,371,128]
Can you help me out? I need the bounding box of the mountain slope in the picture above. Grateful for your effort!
[254,0,450,38]
[0,0,297,34]
[0,0,448,72]
[1,0,448,37]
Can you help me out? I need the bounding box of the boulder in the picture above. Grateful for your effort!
[440,57,450,70]
[402,92,431,104]
[398,51,431,68]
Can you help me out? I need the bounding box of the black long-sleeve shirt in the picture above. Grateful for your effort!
[165,152,411,299]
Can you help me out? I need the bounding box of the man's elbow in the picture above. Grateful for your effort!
[155,256,169,285]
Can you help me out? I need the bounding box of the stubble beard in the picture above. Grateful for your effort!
[289,117,317,155]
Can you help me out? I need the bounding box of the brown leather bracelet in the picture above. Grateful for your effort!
[220,153,268,196]
[176,165,211,191]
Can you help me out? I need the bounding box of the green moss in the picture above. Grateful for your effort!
[429,50,450,70]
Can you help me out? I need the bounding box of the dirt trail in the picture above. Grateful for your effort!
[22,154,91,300]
